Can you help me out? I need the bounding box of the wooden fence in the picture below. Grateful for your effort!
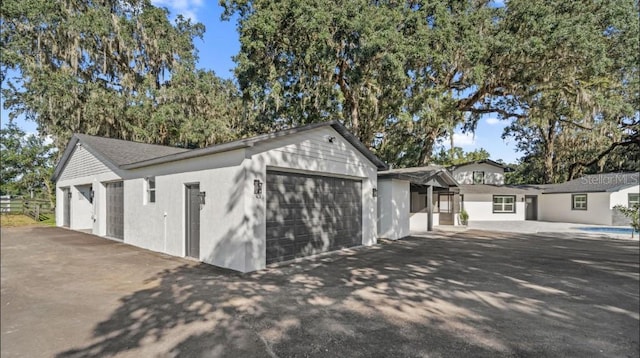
[0,198,54,222]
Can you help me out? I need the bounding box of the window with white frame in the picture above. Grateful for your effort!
[493,195,515,213]
[572,194,587,210]
[629,193,639,207]
[473,171,485,184]
[146,177,156,204]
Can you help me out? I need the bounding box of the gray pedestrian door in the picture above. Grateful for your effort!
[265,171,362,264]
[105,181,124,240]
[185,184,200,259]
[525,195,538,220]
[62,188,71,227]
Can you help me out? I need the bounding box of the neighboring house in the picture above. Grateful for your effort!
[539,172,639,226]
[450,159,510,185]
[53,121,386,272]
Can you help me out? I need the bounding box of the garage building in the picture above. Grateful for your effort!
[53,121,386,272]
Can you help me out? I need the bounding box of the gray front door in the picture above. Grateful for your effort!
[265,171,362,264]
[63,188,71,227]
[525,195,538,220]
[105,181,124,239]
[185,184,200,259]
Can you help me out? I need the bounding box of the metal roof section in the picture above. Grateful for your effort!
[541,172,639,194]
[53,120,388,181]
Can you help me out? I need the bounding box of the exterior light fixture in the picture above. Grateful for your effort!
[372,188,378,198]
[327,135,336,143]
[198,191,206,205]
[254,179,263,195]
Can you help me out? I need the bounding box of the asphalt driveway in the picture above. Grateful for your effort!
[1,226,638,357]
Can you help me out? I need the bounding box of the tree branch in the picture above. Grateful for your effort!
[567,137,640,180]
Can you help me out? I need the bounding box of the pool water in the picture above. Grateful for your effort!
[577,227,639,235]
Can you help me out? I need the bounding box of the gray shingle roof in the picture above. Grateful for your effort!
[118,121,387,170]
[378,166,458,187]
[53,121,388,181]
[459,184,541,195]
[542,172,639,194]
[74,134,191,166]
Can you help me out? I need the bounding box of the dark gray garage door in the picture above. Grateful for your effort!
[105,181,124,240]
[266,171,362,264]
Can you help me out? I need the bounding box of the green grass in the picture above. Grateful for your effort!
[0,214,55,227]
[41,215,56,226]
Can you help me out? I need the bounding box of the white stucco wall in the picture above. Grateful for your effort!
[410,212,439,231]
[538,192,612,225]
[463,193,525,221]
[453,163,505,185]
[70,184,93,229]
[377,179,410,240]
[124,149,247,271]
[610,185,640,207]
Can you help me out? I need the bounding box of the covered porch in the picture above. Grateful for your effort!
[377,166,459,240]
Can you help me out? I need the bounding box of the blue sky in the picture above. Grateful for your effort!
[1,0,521,163]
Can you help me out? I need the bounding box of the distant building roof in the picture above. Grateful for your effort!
[53,121,388,181]
[542,172,639,194]
[459,184,540,195]
[449,159,513,172]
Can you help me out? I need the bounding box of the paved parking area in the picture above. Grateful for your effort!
[1,226,639,357]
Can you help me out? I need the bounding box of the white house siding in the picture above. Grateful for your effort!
[463,193,525,221]
[538,192,612,225]
[56,146,122,233]
[58,145,112,181]
[453,163,504,185]
[244,126,379,272]
[377,179,410,240]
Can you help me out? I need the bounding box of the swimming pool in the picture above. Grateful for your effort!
[577,226,639,235]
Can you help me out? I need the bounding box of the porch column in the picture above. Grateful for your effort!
[427,185,433,231]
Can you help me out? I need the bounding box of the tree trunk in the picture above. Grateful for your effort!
[543,120,557,183]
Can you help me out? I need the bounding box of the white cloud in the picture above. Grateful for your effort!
[485,117,501,125]
[444,132,476,147]
[151,0,203,22]
[24,132,53,146]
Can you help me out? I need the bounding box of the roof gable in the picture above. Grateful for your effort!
[52,135,190,181]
